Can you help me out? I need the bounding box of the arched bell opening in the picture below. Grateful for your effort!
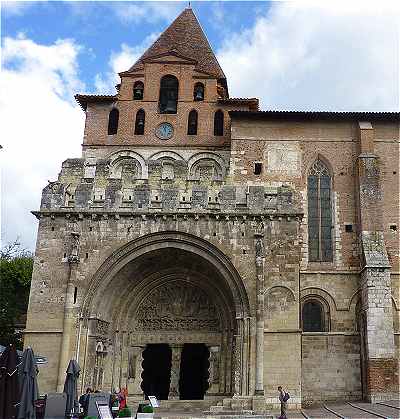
[78,232,251,400]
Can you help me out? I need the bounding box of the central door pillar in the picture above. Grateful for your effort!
[169,344,183,399]
[127,345,145,396]
[206,345,220,395]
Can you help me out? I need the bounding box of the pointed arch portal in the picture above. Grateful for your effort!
[78,232,251,400]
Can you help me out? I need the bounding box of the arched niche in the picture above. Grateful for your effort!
[108,150,148,179]
[187,153,227,181]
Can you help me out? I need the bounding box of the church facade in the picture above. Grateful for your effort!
[25,8,399,411]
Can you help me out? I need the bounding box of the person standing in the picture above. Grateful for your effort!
[78,388,92,417]
[278,386,289,419]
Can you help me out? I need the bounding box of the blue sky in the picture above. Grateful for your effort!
[2,1,269,94]
[1,1,399,251]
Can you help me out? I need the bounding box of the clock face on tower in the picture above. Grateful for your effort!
[155,122,174,140]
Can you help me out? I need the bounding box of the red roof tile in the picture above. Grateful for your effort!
[128,8,226,81]
[75,94,116,111]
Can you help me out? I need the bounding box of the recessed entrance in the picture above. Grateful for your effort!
[142,344,172,400]
[179,344,210,400]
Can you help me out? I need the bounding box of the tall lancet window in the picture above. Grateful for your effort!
[107,108,119,135]
[187,110,198,135]
[308,159,333,262]
[214,110,224,136]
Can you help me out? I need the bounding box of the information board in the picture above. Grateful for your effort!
[148,396,159,408]
[96,402,113,419]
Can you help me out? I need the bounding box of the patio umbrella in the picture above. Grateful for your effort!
[17,347,39,419]
[0,344,19,419]
[63,359,80,418]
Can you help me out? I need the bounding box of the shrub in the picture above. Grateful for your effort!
[142,405,153,413]
[118,407,132,417]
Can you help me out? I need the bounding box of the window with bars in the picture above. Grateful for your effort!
[302,300,325,332]
[308,159,333,262]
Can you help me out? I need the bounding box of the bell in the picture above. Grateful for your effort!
[165,100,177,113]
[134,88,143,99]
[138,119,144,127]
[195,90,203,101]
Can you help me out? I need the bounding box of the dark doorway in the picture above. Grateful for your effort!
[142,344,171,400]
[179,344,209,400]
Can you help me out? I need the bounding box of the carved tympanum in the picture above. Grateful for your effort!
[134,282,220,331]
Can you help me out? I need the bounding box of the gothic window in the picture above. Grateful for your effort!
[187,110,198,135]
[302,300,324,332]
[159,75,179,114]
[133,81,144,100]
[134,109,145,135]
[308,159,333,262]
[214,110,224,136]
[194,82,205,101]
[107,108,119,135]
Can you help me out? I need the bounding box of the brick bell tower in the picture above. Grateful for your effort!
[76,7,257,152]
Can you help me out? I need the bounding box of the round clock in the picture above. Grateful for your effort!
[155,122,174,140]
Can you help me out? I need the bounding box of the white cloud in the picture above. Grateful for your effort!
[94,32,159,94]
[112,1,182,25]
[1,35,85,251]
[217,2,400,111]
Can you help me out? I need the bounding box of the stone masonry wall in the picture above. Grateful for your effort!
[302,334,361,403]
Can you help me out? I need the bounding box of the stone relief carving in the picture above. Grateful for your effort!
[96,319,110,336]
[68,232,80,263]
[134,282,220,331]
[254,233,265,268]
[265,286,295,318]
[209,346,220,384]
[266,142,301,176]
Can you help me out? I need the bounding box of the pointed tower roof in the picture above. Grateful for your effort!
[128,8,226,81]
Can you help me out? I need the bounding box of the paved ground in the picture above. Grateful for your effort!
[153,399,400,418]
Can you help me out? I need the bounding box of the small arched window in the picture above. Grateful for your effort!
[159,75,179,114]
[194,82,205,101]
[187,110,198,135]
[133,81,144,100]
[134,109,145,135]
[308,159,333,262]
[214,110,224,136]
[302,300,324,332]
[107,108,119,135]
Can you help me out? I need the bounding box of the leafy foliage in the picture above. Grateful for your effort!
[117,407,132,418]
[0,240,33,349]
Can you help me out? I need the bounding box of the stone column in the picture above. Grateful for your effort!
[232,329,242,396]
[206,346,220,395]
[169,345,183,399]
[254,233,265,396]
[127,346,145,396]
[56,232,80,392]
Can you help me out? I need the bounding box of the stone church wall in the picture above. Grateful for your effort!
[302,334,361,403]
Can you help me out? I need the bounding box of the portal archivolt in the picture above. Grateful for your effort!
[78,232,251,400]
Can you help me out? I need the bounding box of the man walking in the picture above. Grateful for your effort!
[278,386,289,419]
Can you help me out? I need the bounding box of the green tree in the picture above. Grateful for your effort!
[0,240,33,349]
